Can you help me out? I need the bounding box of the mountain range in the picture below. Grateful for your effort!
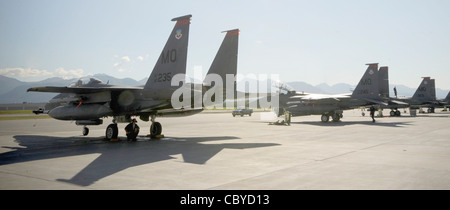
[0,74,448,104]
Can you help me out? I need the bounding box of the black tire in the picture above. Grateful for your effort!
[390,110,395,116]
[82,127,89,136]
[321,114,329,123]
[150,122,162,137]
[332,113,341,122]
[106,124,118,140]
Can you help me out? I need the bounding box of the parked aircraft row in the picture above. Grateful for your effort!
[277,64,450,122]
[27,14,450,140]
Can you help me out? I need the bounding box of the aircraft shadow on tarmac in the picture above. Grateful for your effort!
[290,120,413,127]
[0,135,279,187]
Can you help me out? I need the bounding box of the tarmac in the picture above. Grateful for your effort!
[1,109,450,190]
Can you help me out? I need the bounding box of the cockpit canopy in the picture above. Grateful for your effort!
[69,77,104,87]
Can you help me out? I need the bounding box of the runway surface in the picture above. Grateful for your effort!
[1,109,450,189]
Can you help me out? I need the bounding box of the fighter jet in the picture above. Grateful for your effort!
[277,63,387,122]
[436,91,450,111]
[440,91,450,106]
[27,15,240,140]
[377,69,440,115]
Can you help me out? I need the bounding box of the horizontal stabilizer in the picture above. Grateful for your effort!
[389,99,409,105]
[362,98,388,106]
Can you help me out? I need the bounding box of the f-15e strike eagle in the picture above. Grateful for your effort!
[28,15,240,140]
[277,63,388,122]
[277,63,446,122]
[378,68,443,115]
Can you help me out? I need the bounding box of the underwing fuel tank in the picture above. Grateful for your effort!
[48,104,113,120]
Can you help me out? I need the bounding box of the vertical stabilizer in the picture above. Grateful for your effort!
[202,29,239,107]
[412,77,436,102]
[205,29,239,81]
[378,66,389,98]
[144,15,192,99]
[351,63,380,99]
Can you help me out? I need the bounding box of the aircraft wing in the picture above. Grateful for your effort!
[27,86,143,94]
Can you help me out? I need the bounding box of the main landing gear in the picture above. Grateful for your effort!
[106,124,119,140]
[320,111,343,123]
[80,115,164,141]
[390,109,401,117]
[149,115,162,138]
[103,115,163,141]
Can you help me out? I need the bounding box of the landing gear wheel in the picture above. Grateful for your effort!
[332,113,341,122]
[390,110,395,117]
[321,114,330,123]
[106,124,118,140]
[82,127,89,136]
[150,122,162,138]
[395,110,401,116]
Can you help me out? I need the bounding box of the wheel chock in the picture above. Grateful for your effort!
[146,134,165,139]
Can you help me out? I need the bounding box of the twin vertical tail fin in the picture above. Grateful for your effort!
[378,66,389,98]
[202,29,239,104]
[445,91,450,103]
[351,63,380,100]
[144,15,192,99]
[411,77,436,102]
[205,29,239,82]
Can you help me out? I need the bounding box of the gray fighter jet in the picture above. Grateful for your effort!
[440,92,450,106]
[277,63,387,122]
[377,67,440,115]
[437,91,450,111]
[28,15,240,140]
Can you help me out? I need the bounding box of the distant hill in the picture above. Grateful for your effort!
[0,74,448,104]
[0,75,26,95]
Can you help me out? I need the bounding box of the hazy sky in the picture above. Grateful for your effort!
[1,0,449,90]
